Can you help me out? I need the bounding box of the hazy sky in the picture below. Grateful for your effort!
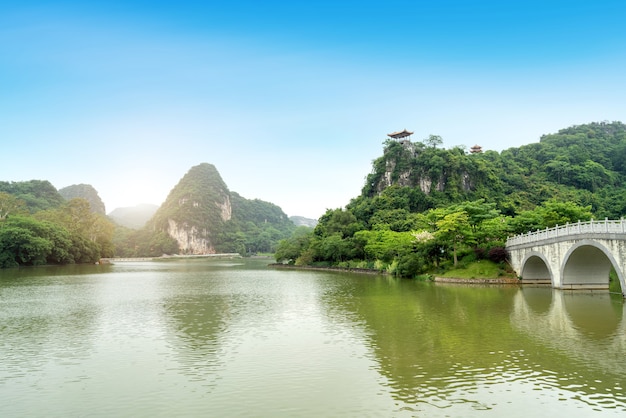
[2,1,625,218]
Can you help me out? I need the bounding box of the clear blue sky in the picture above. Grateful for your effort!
[2,1,625,218]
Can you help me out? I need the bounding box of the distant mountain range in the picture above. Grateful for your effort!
[108,204,159,229]
[2,164,319,257]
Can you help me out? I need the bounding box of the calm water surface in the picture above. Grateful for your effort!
[1,258,625,417]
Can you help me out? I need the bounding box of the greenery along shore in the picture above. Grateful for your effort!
[275,121,626,279]
[1,121,626,275]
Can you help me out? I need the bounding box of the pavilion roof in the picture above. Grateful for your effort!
[387,129,414,139]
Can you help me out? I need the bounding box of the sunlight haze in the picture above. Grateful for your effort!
[2,0,625,219]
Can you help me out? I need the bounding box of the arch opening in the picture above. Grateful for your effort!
[521,255,551,283]
[562,245,611,289]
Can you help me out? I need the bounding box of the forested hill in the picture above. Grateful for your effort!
[0,180,64,212]
[118,163,296,257]
[275,121,626,279]
[59,184,106,215]
[354,121,626,220]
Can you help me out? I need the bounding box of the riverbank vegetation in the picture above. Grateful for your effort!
[0,189,114,268]
[276,121,626,279]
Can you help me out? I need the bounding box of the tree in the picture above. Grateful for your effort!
[355,229,415,263]
[274,227,313,264]
[424,134,444,148]
[314,208,363,239]
[435,210,472,267]
[0,192,28,221]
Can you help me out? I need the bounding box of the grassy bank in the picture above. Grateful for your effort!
[437,260,516,280]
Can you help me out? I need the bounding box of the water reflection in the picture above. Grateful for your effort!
[514,287,626,367]
[321,277,626,415]
[2,261,626,417]
[520,286,552,314]
[563,292,623,338]
[0,268,102,398]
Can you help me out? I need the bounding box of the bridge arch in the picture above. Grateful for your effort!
[520,251,554,284]
[561,240,625,291]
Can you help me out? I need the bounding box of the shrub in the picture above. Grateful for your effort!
[487,247,508,263]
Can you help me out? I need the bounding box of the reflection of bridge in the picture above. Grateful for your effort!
[506,219,626,297]
[512,288,626,373]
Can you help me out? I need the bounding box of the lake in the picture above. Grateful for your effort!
[1,258,625,417]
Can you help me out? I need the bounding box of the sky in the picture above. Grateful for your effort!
[1,1,626,219]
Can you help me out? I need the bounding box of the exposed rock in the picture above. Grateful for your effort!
[167,219,215,254]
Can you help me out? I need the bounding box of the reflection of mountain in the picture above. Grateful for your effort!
[159,259,300,387]
[320,278,626,412]
[322,281,524,391]
[163,293,231,387]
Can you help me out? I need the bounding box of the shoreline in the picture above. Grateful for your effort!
[268,263,520,283]
[433,276,520,284]
[268,263,385,275]
[101,253,242,263]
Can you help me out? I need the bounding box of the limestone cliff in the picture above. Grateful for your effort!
[363,139,476,199]
[150,163,232,254]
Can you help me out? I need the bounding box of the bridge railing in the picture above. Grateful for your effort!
[506,218,626,247]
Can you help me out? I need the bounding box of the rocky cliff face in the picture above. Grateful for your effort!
[368,140,473,198]
[150,163,232,255]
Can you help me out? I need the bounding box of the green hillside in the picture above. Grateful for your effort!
[114,163,295,257]
[59,184,106,215]
[276,121,624,278]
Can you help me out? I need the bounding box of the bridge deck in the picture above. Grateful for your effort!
[506,219,626,247]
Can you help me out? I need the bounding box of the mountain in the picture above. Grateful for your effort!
[149,163,232,254]
[146,163,295,255]
[290,216,318,228]
[108,204,158,229]
[58,184,106,215]
[276,121,626,276]
[354,121,626,219]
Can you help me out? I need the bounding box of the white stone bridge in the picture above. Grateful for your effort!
[506,219,626,296]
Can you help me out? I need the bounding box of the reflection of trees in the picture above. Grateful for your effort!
[321,278,527,404]
[321,277,626,412]
[0,269,100,385]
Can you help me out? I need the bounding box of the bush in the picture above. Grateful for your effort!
[487,247,508,263]
[396,253,428,278]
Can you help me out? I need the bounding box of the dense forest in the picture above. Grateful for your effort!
[0,183,114,268]
[275,121,625,278]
